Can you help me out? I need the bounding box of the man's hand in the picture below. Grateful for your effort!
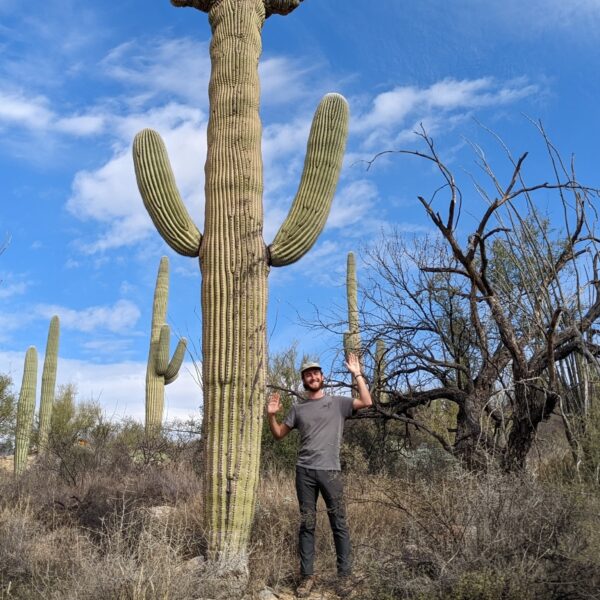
[345,353,362,378]
[267,392,282,415]
[346,352,373,410]
[267,392,291,440]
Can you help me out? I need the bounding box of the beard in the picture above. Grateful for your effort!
[302,379,324,392]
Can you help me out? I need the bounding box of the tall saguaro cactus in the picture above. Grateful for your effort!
[38,315,60,453]
[146,256,187,434]
[133,0,349,567]
[14,347,38,476]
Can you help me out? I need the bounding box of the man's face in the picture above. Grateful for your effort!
[302,368,324,392]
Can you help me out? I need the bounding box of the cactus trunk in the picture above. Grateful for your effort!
[200,0,269,562]
[14,347,38,476]
[38,316,60,453]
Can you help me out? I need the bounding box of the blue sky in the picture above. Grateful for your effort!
[2,0,600,421]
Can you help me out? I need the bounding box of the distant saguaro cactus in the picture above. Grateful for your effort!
[373,338,389,405]
[133,0,349,568]
[146,256,187,434]
[38,315,60,452]
[14,347,38,476]
[344,252,362,396]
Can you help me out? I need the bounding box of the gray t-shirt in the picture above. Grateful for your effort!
[283,394,354,470]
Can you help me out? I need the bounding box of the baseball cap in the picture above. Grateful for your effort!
[300,361,322,375]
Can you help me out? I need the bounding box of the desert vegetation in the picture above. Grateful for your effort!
[1,350,600,599]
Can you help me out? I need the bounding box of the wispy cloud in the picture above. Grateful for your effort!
[490,0,600,35]
[0,86,108,139]
[259,56,320,105]
[327,179,379,230]
[0,273,30,300]
[101,38,212,108]
[353,77,540,149]
[35,299,141,333]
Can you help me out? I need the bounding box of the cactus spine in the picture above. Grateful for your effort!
[133,0,348,565]
[38,315,60,453]
[146,256,187,434]
[14,347,38,475]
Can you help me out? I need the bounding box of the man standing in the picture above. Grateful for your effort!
[267,353,372,598]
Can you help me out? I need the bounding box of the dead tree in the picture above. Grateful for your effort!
[353,125,600,471]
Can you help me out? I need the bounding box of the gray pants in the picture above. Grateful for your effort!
[295,466,352,577]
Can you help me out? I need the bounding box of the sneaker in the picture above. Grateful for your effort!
[296,575,315,598]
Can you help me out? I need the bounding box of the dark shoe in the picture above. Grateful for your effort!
[296,575,315,598]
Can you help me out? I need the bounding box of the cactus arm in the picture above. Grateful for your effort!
[268,93,349,267]
[156,325,171,376]
[14,346,38,476]
[38,315,59,453]
[133,129,202,257]
[165,338,187,384]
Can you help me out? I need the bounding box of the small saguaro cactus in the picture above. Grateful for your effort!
[133,0,349,568]
[146,256,187,435]
[344,252,362,397]
[14,346,38,476]
[38,315,60,453]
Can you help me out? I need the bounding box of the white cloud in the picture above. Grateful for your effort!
[327,179,378,229]
[0,274,29,299]
[35,299,141,333]
[0,282,27,299]
[0,87,109,140]
[353,77,539,149]
[0,89,54,129]
[0,311,35,339]
[0,351,202,422]
[55,114,106,136]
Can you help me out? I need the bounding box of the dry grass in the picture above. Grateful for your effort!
[1,445,599,600]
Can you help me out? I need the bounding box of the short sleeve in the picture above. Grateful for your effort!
[338,396,354,418]
[283,404,297,429]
